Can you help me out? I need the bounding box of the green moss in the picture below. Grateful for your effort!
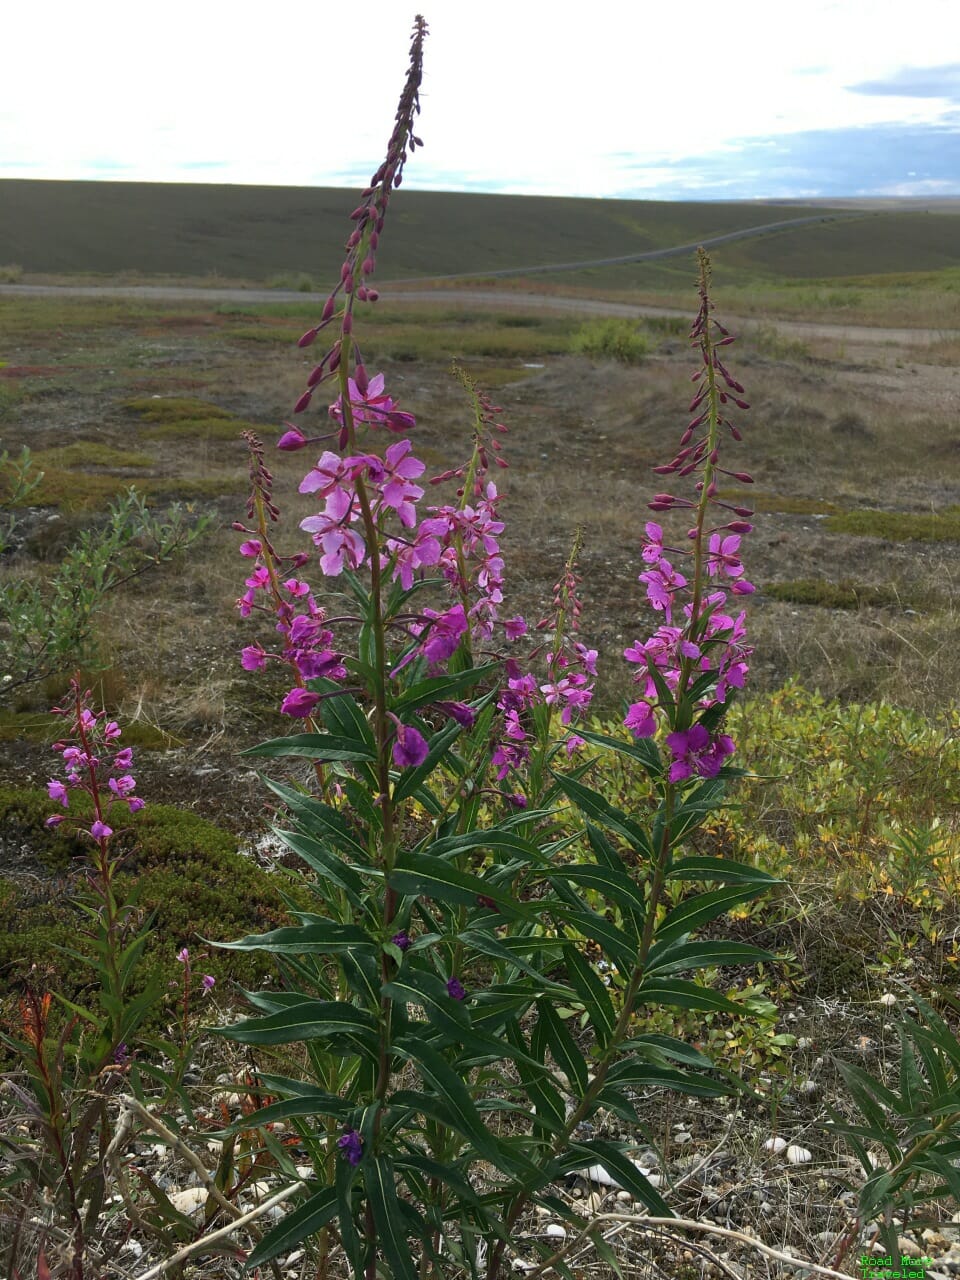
[720,488,842,516]
[34,442,153,470]
[824,508,960,542]
[22,471,241,512]
[765,578,918,611]
[570,318,649,364]
[125,396,235,422]
[0,787,310,1027]
[0,711,177,748]
[139,416,257,441]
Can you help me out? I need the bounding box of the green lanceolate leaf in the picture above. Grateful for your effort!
[667,855,779,885]
[669,779,727,841]
[245,1185,335,1268]
[317,683,375,749]
[555,1140,672,1216]
[536,999,589,1094]
[243,732,377,762]
[392,663,499,714]
[548,860,648,922]
[654,884,769,946]
[394,1038,501,1165]
[383,970,471,1036]
[368,1154,419,1280]
[216,1000,377,1054]
[636,979,749,1017]
[563,944,616,1048]
[273,827,367,896]
[576,728,662,778]
[552,772,654,860]
[551,900,638,973]
[214,918,375,955]
[603,1057,731,1099]
[262,778,369,859]
[646,937,776,977]
[389,853,529,920]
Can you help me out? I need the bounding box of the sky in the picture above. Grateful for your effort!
[3,0,959,200]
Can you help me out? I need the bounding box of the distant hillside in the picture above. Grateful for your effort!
[0,181,958,284]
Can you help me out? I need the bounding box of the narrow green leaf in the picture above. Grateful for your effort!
[368,1155,420,1280]
[667,856,779,885]
[244,1186,335,1267]
[552,772,654,859]
[557,1141,672,1217]
[604,1059,731,1098]
[272,827,367,897]
[552,903,638,973]
[655,885,769,945]
[637,980,747,1016]
[394,1039,501,1165]
[390,854,529,920]
[392,664,499,713]
[216,1001,377,1052]
[262,778,368,859]
[621,1034,714,1068]
[564,944,616,1048]
[214,918,374,955]
[575,728,662,777]
[548,861,647,922]
[536,1000,589,1094]
[646,938,776,977]
[243,733,377,762]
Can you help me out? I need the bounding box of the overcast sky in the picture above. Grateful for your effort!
[4,0,958,200]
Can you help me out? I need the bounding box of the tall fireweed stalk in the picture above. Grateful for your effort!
[218,20,778,1280]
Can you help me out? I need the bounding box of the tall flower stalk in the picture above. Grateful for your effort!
[222,25,775,1279]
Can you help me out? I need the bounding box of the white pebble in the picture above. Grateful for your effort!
[545,1224,567,1240]
[786,1145,813,1165]
[616,1190,633,1203]
[879,992,898,1007]
[763,1137,787,1154]
[167,1187,209,1216]
[121,1241,144,1259]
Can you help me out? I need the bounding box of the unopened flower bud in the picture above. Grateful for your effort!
[361,256,375,275]
[294,389,313,414]
[277,427,308,451]
[354,363,369,394]
[321,294,337,322]
[297,327,319,349]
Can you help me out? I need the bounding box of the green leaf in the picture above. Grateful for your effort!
[556,1141,672,1216]
[564,944,616,1048]
[667,856,779,885]
[219,1092,351,1134]
[389,854,529,920]
[669,779,727,841]
[654,885,769,946]
[316,683,375,749]
[262,778,369,860]
[536,1000,589,1094]
[636,979,748,1016]
[459,929,561,986]
[394,1039,502,1166]
[272,828,367,899]
[368,1155,419,1280]
[243,733,377,762]
[620,1033,714,1068]
[646,938,776,977]
[553,902,638,973]
[214,918,375,955]
[548,861,648,922]
[216,1000,377,1054]
[384,971,471,1036]
[603,1058,731,1099]
[392,664,499,714]
[553,772,654,859]
[576,727,662,777]
[244,1185,335,1268]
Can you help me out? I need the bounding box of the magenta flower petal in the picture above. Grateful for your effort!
[280,688,322,718]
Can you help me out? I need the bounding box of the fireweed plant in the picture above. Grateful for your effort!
[215,19,778,1279]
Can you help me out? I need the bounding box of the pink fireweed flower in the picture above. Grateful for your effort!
[90,820,113,841]
[410,603,468,667]
[277,427,309,451]
[665,724,736,783]
[201,974,216,993]
[373,439,426,528]
[624,700,657,739]
[707,533,747,581]
[48,779,69,808]
[392,721,430,769]
[177,947,190,963]
[280,688,322,718]
[239,539,262,558]
[300,489,366,576]
[329,373,407,429]
[241,644,268,672]
[504,615,527,641]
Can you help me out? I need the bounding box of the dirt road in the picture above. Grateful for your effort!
[0,281,955,347]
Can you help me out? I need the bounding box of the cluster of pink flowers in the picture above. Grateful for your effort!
[623,265,755,784]
[46,686,144,838]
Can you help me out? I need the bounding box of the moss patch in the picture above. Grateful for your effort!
[124,396,235,422]
[824,508,960,542]
[0,787,309,1031]
[34,442,153,470]
[765,579,922,611]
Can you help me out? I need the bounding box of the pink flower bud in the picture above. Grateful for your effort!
[361,256,375,276]
[321,294,337,322]
[294,390,313,414]
[306,365,326,388]
[367,289,379,302]
[298,328,319,349]
[277,427,308,451]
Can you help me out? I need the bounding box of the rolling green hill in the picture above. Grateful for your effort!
[0,180,958,287]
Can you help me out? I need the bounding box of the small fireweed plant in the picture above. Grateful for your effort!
[213,26,777,1278]
[0,681,160,1279]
